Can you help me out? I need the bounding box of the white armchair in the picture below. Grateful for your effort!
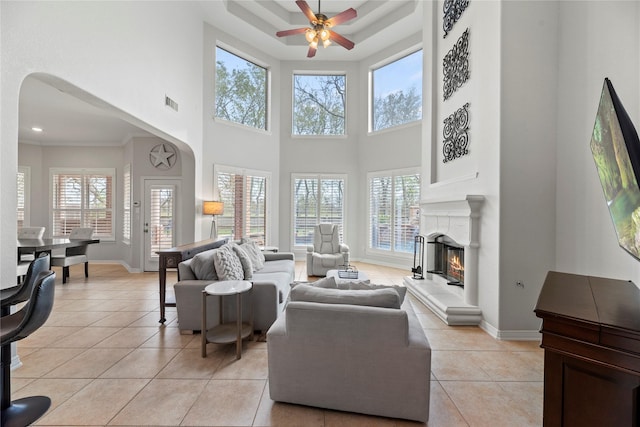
[51,228,94,284]
[17,227,46,262]
[306,223,350,277]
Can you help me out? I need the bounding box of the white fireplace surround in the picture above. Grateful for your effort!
[404,195,484,325]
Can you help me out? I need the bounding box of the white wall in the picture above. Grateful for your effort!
[202,24,282,247]
[499,1,559,333]
[1,1,204,285]
[555,1,640,284]
[422,1,503,331]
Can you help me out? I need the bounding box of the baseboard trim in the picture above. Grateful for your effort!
[480,320,541,341]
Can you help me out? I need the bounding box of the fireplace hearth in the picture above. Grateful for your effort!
[427,236,465,286]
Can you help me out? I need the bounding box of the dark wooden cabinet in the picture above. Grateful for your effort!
[535,271,640,426]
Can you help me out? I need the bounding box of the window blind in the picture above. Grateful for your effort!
[293,175,345,246]
[123,165,131,242]
[52,169,114,239]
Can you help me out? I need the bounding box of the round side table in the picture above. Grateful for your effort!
[201,280,253,359]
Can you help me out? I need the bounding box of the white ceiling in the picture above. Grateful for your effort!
[19,0,423,146]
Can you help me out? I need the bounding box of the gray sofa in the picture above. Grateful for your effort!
[173,251,295,333]
[267,284,431,422]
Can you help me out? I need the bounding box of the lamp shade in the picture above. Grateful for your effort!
[203,201,224,215]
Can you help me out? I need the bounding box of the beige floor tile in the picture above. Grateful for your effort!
[108,378,208,425]
[253,381,325,427]
[415,312,449,329]
[323,409,397,426]
[497,381,544,425]
[140,325,198,348]
[440,381,535,427]
[13,348,86,378]
[431,350,492,381]
[17,326,82,348]
[54,326,120,348]
[156,347,226,379]
[44,310,112,327]
[10,377,36,393]
[90,311,148,327]
[99,347,181,378]
[213,348,269,380]
[94,326,159,348]
[425,328,505,351]
[13,378,92,413]
[181,379,265,426]
[44,348,132,379]
[414,380,467,427]
[129,310,177,326]
[470,350,544,381]
[36,378,149,426]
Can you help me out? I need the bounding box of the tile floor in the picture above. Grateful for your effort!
[9,261,544,426]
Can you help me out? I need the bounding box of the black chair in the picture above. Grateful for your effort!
[4,254,51,310]
[1,270,56,427]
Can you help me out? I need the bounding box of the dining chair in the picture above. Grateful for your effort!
[17,227,46,262]
[50,228,94,284]
[1,270,56,427]
[13,253,50,290]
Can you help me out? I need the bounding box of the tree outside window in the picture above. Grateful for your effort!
[369,170,420,253]
[293,74,346,136]
[293,175,345,246]
[372,50,423,132]
[215,46,267,130]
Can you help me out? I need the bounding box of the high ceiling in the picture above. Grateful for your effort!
[19,1,423,146]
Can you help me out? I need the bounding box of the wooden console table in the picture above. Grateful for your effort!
[535,271,640,426]
[156,238,226,323]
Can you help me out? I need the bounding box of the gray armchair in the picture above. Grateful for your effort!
[306,223,349,277]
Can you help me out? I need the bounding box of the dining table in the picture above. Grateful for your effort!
[17,237,100,259]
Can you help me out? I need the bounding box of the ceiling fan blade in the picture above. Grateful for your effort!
[276,28,309,37]
[307,45,317,58]
[327,30,355,50]
[325,8,357,27]
[296,0,317,23]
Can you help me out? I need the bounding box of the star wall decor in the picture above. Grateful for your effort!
[149,143,177,170]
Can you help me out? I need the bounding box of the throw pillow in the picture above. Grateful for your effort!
[290,284,401,309]
[190,249,218,280]
[213,244,244,281]
[239,241,264,272]
[229,242,253,280]
[343,281,407,305]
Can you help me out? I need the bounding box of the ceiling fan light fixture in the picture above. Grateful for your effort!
[310,37,319,49]
[322,38,332,48]
[305,28,316,43]
[319,28,330,41]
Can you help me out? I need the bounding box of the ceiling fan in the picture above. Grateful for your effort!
[276,0,357,58]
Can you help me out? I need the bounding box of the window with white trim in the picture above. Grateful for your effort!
[123,164,131,243]
[293,73,346,136]
[214,165,270,245]
[292,174,346,247]
[17,166,30,228]
[215,46,268,131]
[371,49,423,132]
[51,168,115,240]
[368,169,420,253]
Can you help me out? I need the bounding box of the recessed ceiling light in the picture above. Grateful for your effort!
[31,127,43,132]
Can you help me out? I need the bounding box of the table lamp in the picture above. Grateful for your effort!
[203,201,224,239]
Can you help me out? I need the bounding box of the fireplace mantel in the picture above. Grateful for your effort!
[404,195,484,325]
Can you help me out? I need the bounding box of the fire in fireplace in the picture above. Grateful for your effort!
[427,235,465,287]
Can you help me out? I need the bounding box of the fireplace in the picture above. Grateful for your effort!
[403,195,484,325]
[428,236,465,286]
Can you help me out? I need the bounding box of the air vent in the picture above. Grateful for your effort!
[165,95,178,112]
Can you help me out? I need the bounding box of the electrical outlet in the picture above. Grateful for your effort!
[516,281,525,288]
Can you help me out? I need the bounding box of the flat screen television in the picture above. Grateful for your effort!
[590,78,640,260]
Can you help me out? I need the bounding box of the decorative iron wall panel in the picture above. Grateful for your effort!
[443,28,470,101]
[443,0,470,38]
[443,103,470,163]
